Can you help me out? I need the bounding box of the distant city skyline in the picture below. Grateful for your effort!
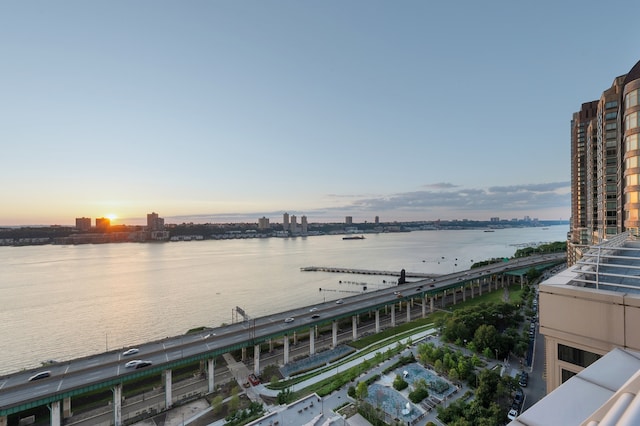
[2,2,637,227]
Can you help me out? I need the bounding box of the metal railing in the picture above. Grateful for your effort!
[571,232,640,291]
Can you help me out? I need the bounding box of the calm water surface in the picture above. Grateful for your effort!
[0,225,567,375]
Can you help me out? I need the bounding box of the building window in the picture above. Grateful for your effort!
[558,344,601,368]
[561,369,578,383]
[627,89,639,108]
[628,134,639,151]
[606,122,617,130]
[606,101,618,109]
[627,112,640,131]
[606,112,618,120]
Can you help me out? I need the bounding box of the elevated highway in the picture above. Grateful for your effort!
[0,253,564,425]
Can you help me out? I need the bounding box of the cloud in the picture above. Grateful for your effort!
[344,182,570,214]
[421,182,459,190]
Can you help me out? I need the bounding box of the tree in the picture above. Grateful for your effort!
[211,395,224,415]
[356,381,369,402]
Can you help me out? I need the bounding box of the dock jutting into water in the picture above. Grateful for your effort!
[300,266,439,278]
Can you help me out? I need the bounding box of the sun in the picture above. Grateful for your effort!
[105,213,118,221]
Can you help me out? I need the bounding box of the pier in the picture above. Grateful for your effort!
[300,266,439,278]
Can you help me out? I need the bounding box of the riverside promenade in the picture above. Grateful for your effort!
[132,327,511,426]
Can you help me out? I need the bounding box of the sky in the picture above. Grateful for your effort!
[1,1,639,226]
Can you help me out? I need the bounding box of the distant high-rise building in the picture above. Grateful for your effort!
[345,216,353,225]
[283,212,290,231]
[75,217,91,231]
[490,217,500,222]
[95,217,110,230]
[290,215,298,233]
[147,212,164,231]
[374,216,379,224]
[258,217,270,230]
[301,215,308,234]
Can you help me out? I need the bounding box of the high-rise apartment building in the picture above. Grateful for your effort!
[258,217,270,230]
[568,60,640,266]
[147,212,164,231]
[95,217,110,230]
[290,215,297,234]
[75,217,91,231]
[345,216,352,225]
[283,212,289,231]
[301,215,308,234]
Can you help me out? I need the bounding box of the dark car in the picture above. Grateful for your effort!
[135,361,153,369]
[519,371,529,387]
[28,371,51,381]
[513,389,524,407]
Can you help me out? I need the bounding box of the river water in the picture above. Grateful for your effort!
[0,225,567,375]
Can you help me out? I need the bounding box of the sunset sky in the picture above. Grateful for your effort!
[1,1,639,226]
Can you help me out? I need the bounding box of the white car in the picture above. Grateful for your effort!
[508,408,518,420]
[122,348,139,356]
[125,360,143,368]
[335,299,344,304]
[203,333,215,339]
[284,317,295,323]
[309,307,318,312]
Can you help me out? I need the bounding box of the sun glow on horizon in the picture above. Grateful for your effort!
[105,213,118,222]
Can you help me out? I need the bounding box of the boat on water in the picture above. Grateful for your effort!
[483,230,495,232]
[343,235,365,240]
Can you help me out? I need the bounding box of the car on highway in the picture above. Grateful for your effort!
[284,317,295,323]
[311,314,320,319]
[335,299,343,304]
[203,333,215,339]
[125,360,144,368]
[309,307,318,312]
[28,371,51,381]
[122,348,139,356]
[134,361,153,369]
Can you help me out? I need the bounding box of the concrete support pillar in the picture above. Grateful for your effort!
[421,297,426,318]
[398,300,402,312]
[254,344,260,375]
[49,400,61,426]
[0,416,6,426]
[208,358,215,393]
[310,327,315,355]
[113,384,122,426]
[63,397,72,418]
[391,303,396,327]
[269,338,274,352]
[241,347,247,361]
[375,309,380,333]
[411,299,415,308]
[442,290,446,308]
[164,369,172,409]
[462,286,466,302]
[520,274,524,289]
[332,321,338,348]
[352,315,358,340]
[293,331,298,345]
[385,305,388,315]
[452,288,456,305]
[479,279,483,295]
[284,335,290,364]
[471,281,475,298]
[406,302,411,322]
[430,296,434,313]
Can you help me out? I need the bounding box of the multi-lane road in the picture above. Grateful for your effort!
[0,253,564,415]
